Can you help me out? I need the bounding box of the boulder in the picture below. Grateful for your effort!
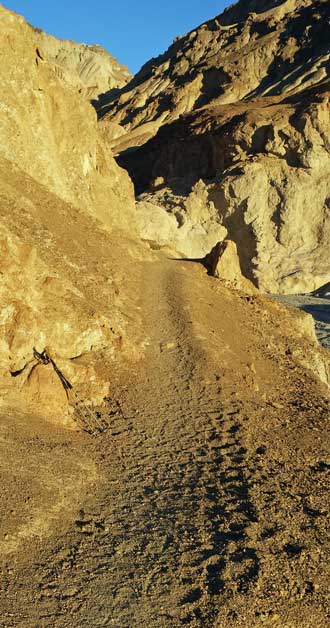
[136,180,227,258]
[204,240,258,294]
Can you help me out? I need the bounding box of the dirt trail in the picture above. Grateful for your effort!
[0,259,329,628]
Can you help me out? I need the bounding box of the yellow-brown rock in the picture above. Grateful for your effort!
[204,240,258,294]
[121,87,330,293]
[36,31,131,100]
[110,0,330,294]
[0,156,146,428]
[0,6,136,234]
[1,4,330,624]
[136,180,227,258]
[101,0,329,144]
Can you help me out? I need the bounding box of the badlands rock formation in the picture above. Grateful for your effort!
[36,31,131,100]
[0,6,141,426]
[0,154,146,427]
[104,0,330,294]
[101,0,329,138]
[0,4,330,628]
[121,85,330,293]
[0,5,135,233]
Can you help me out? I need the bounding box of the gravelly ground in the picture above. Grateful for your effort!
[1,263,329,628]
[272,295,330,350]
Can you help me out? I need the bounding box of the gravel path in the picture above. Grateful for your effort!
[1,262,329,628]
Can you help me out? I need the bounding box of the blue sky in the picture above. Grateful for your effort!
[2,1,231,73]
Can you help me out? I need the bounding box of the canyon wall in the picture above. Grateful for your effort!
[0,6,135,234]
[104,0,330,293]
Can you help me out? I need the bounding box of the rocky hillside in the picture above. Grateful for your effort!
[121,83,330,293]
[0,5,142,426]
[0,155,147,427]
[100,0,329,140]
[0,5,135,233]
[103,0,330,294]
[36,31,131,100]
[1,4,330,628]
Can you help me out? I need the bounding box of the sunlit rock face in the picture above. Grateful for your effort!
[36,31,131,100]
[103,0,330,294]
[0,5,136,234]
[100,0,329,139]
[0,155,149,428]
[0,6,145,427]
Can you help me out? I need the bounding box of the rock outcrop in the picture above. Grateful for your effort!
[121,84,330,293]
[0,156,146,427]
[136,179,227,258]
[203,240,258,294]
[100,0,329,144]
[36,31,131,100]
[104,0,330,294]
[0,5,135,234]
[0,6,142,426]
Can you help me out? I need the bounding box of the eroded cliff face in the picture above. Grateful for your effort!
[104,0,330,294]
[100,0,329,140]
[121,85,330,293]
[0,6,142,426]
[0,156,148,427]
[36,31,131,100]
[0,6,135,234]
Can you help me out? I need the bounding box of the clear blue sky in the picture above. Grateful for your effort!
[2,1,231,73]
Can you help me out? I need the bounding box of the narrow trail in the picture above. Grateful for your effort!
[34,262,259,627]
[1,260,329,628]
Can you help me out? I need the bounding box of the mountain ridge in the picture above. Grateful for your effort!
[99,0,329,136]
[100,0,330,294]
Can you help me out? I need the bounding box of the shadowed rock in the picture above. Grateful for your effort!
[103,0,330,294]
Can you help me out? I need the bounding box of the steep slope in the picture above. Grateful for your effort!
[0,5,135,233]
[99,0,330,141]
[0,5,144,425]
[0,155,147,427]
[36,31,131,100]
[103,0,330,294]
[121,83,330,293]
